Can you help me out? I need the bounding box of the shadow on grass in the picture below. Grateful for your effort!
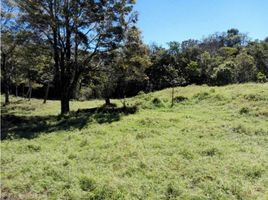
[1,106,138,140]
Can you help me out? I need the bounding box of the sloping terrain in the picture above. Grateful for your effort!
[1,83,268,200]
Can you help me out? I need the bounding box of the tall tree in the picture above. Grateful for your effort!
[1,0,26,104]
[17,0,136,114]
[235,52,257,83]
[117,27,151,99]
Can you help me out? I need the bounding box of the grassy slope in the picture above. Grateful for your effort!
[1,83,268,200]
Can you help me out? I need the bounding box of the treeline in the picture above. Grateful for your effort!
[146,29,268,89]
[40,29,268,100]
[1,0,268,114]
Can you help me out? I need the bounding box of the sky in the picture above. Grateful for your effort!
[134,0,268,47]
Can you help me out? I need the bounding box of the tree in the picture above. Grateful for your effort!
[225,28,248,47]
[17,0,136,114]
[167,65,185,107]
[247,41,268,77]
[97,50,121,106]
[117,27,151,100]
[213,61,236,85]
[198,51,213,84]
[186,60,201,83]
[218,46,238,58]
[200,33,225,55]
[1,0,27,104]
[147,52,173,90]
[235,52,257,83]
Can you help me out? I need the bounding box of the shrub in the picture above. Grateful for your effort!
[201,147,221,157]
[193,92,210,101]
[173,96,188,103]
[151,97,165,107]
[256,72,267,83]
[239,107,250,115]
[165,183,182,199]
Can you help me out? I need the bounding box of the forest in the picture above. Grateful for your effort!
[1,0,268,199]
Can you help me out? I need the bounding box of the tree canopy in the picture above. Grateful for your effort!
[1,0,267,114]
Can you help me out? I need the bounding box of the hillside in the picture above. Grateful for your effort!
[1,83,268,200]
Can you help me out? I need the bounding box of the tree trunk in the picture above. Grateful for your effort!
[60,74,70,114]
[28,81,32,101]
[22,85,25,97]
[105,97,111,106]
[15,85,18,97]
[61,92,70,114]
[171,87,174,107]
[43,82,50,104]
[2,54,9,105]
[5,83,10,105]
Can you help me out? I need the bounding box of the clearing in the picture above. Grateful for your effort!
[1,83,268,199]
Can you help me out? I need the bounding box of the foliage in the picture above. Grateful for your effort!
[235,52,257,83]
[213,61,236,85]
[16,0,137,114]
[256,72,267,83]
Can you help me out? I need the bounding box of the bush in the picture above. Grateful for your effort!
[151,97,165,107]
[201,147,221,157]
[193,92,210,101]
[165,183,182,199]
[256,72,267,83]
[173,96,188,103]
[239,107,250,115]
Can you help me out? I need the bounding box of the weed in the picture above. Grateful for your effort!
[201,147,221,157]
[193,92,210,101]
[79,176,96,191]
[244,94,266,101]
[173,96,188,103]
[239,107,250,114]
[26,144,41,152]
[165,183,182,199]
[151,97,165,107]
[246,167,264,180]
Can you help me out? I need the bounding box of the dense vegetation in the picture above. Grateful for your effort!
[1,0,268,114]
[1,83,268,199]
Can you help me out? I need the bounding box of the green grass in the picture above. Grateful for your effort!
[1,83,268,199]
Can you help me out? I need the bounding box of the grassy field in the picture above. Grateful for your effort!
[1,83,268,200]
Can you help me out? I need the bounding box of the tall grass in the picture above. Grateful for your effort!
[1,83,268,199]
